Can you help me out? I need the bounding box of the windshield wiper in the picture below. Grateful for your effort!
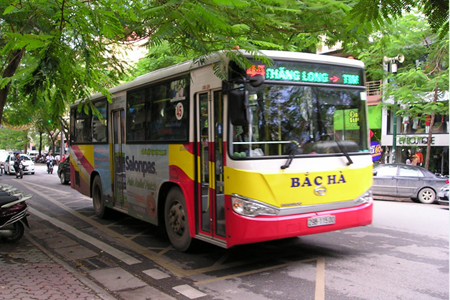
[335,138,353,166]
[281,140,300,170]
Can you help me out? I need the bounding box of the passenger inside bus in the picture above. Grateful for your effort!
[233,124,263,157]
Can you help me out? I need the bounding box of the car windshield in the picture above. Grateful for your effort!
[21,155,31,161]
[229,85,369,158]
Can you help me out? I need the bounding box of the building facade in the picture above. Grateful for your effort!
[380,95,449,175]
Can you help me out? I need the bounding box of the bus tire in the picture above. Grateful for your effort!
[92,176,111,218]
[164,187,193,252]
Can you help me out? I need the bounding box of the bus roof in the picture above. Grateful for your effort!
[77,50,364,104]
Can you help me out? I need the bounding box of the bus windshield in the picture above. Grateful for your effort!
[230,84,369,158]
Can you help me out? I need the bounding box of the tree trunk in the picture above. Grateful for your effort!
[39,132,43,156]
[0,48,26,124]
[424,87,438,171]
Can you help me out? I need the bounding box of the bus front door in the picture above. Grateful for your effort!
[112,109,126,210]
[197,91,226,242]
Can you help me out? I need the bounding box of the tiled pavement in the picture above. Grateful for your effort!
[0,234,114,300]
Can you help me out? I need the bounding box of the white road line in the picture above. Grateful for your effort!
[15,181,191,277]
[143,268,171,280]
[29,208,141,265]
[17,182,140,265]
[315,257,325,300]
[173,285,207,299]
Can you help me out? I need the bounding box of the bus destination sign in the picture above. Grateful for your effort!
[246,61,362,86]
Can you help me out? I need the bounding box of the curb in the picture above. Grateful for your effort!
[25,234,118,300]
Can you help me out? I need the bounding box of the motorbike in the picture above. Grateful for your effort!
[15,162,24,179]
[0,185,32,242]
[47,160,54,174]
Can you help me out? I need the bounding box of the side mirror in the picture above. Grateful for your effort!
[249,75,264,87]
[228,89,248,125]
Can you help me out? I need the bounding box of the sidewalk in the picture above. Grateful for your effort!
[0,233,116,300]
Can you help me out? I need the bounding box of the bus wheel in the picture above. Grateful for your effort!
[165,188,193,252]
[92,176,111,218]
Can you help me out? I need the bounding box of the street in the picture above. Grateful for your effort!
[1,163,448,300]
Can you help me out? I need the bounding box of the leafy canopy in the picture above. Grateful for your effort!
[0,0,135,124]
[349,0,449,37]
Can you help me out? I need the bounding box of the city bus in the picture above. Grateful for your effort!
[69,50,373,251]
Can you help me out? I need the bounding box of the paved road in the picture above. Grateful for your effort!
[0,164,448,300]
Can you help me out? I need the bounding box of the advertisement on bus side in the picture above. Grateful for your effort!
[94,145,112,197]
[124,144,169,223]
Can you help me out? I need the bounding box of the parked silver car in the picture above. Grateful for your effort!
[372,164,449,204]
[438,184,449,205]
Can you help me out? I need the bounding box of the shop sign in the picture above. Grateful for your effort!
[397,136,435,146]
[370,141,383,161]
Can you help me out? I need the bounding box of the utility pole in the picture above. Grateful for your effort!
[383,54,404,163]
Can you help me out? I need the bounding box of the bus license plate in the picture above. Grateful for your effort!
[307,215,335,227]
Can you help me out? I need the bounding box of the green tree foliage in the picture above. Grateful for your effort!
[135,0,359,67]
[344,12,448,169]
[126,0,367,80]
[349,0,448,37]
[0,127,29,151]
[0,0,134,124]
[125,41,194,80]
[1,0,366,124]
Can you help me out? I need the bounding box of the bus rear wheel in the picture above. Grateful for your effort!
[92,176,111,219]
[164,187,193,252]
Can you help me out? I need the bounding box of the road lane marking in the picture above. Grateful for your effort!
[22,181,285,277]
[20,181,190,277]
[29,207,141,265]
[173,284,207,299]
[315,257,325,300]
[194,257,319,286]
[143,268,171,280]
[19,179,329,298]
[194,257,326,300]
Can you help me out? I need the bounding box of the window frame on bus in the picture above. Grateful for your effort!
[226,59,369,160]
[126,76,190,144]
[70,98,109,145]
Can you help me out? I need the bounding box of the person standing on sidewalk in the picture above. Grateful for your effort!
[415,149,423,166]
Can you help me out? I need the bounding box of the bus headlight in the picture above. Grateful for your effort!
[358,190,373,204]
[231,194,278,217]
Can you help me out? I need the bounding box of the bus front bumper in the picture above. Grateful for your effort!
[225,199,373,248]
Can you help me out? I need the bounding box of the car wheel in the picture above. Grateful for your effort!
[164,187,195,252]
[418,188,436,204]
[60,172,69,184]
[31,172,34,175]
